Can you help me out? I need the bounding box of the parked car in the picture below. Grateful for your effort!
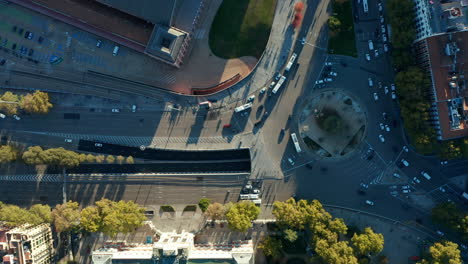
[384,86,389,94]
[412,177,421,184]
[373,92,379,101]
[401,159,410,167]
[385,124,390,132]
[393,173,401,178]
[379,123,384,130]
[378,134,385,143]
[403,145,409,152]
[368,78,373,87]
[365,53,371,61]
[94,143,103,147]
[391,92,396,100]
[365,200,374,206]
[65,139,72,143]
[12,115,20,120]
[111,108,120,113]
[360,183,369,189]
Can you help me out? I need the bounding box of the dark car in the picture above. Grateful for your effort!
[305,164,313,170]
[12,26,17,33]
[28,49,34,56]
[37,36,44,44]
[24,31,30,39]
[0,59,5,66]
[18,28,23,35]
[11,43,16,50]
[365,148,374,160]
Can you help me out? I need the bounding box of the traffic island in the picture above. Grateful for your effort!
[298,90,367,159]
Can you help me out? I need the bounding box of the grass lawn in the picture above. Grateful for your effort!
[327,0,357,57]
[209,0,277,59]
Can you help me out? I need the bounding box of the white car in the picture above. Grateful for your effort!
[374,49,379,57]
[13,115,20,120]
[0,113,5,118]
[131,105,137,112]
[401,159,410,167]
[439,187,446,192]
[95,143,103,147]
[329,72,338,77]
[391,92,396,100]
[260,87,267,94]
[384,86,389,94]
[368,78,373,87]
[65,139,72,143]
[389,185,397,189]
[324,78,333,82]
[381,25,386,33]
[402,185,411,190]
[247,95,255,102]
[385,124,390,132]
[383,44,388,52]
[436,230,444,236]
[378,2,383,11]
[393,173,401,178]
[360,183,369,189]
[315,80,324,85]
[373,92,379,101]
[440,160,448,165]
[365,53,371,61]
[402,189,411,194]
[380,15,384,23]
[111,108,120,113]
[287,158,295,166]
[378,134,385,143]
[365,200,374,206]
[382,34,387,42]
[412,177,421,184]
[378,82,382,89]
[403,146,409,152]
[379,123,384,130]
[325,62,332,66]
[269,81,276,88]
[391,84,396,91]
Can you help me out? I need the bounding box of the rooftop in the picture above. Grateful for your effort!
[426,30,468,139]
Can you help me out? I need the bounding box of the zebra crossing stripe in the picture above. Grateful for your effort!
[0,174,62,182]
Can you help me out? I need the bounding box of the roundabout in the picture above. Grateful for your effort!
[297,90,367,159]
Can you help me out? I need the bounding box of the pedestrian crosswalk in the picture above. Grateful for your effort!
[0,174,63,182]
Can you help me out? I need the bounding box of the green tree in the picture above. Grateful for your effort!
[205,202,225,221]
[351,227,384,256]
[52,201,81,233]
[22,146,45,165]
[106,155,115,164]
[78,154,87,163]
[284,229,298,242]
[40,147,80,167]
[225,201,260,232]
[417,241,462,264]
[0,204,43,227]
[95,155,105,163]
[86,154,96,163]
[80,199,146,238]
[328,16,341,32]
[198,198,211,212]
[19,91,53,114]
[258,236,282,259]
[0,91,20,115]
[29,204,52,224]
[0,145,18,163]
[315,239,358,264]
[439,140,462,160]
[272,198,309,230]
[116,155,125,164]
[431,202,467,239]
[126,156,134,164]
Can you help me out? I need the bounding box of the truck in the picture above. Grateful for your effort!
[272,76,286,94]
[291,133,302,153]
[285,53,297,72]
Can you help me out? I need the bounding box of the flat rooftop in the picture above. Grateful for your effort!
[426,30,468,139]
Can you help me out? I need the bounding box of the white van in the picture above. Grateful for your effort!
[420,171,431,180]
[112,46,120,56]
[368,40,374,50]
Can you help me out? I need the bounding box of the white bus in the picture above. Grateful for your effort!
[363,0,368,13]
[285,53,298,72]
[291,133,302,153]
[272,76,286,94]
[234,102,252,113]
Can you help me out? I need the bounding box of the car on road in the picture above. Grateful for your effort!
[247,95,255,102]
[25,31,33,40]
[12,115,21,120]
[401,159,410,167]
[315,79,324,85]
[378,134,385,142]
[365,200,374,206]
[393,173,401,178]
[390,191,398,196]
[384,43,389,52]
[11,43,17,50]
[305,164,313,170]
[96,40,102,48]
[382,34,387,42]
[373,92,379,101]
[402,189,411,194]
[439,187,446,192]
[131,105,137,112]
[325,62,332,66]
[389,185,397,189]
[269,81,276,88]
[111,108,120,112]
[420,171,431,180]
[360,183,369,189]
[65,139,72,143]
[436,230,444,236]
[274,72,282,81]
[368,40,374,50]
[368,78,373,87]
[365,148,374,160]
[329,72,338,77]
[37,36,44,44]
[374,49,379,57]
[324,78,333,82]
[379,123,384,130]
[94,143,103,147]
[0,113,5,118]
[391,84,396,91]
[440,160,448,165]
[381,25,386,33]
[382,112,387,120]
[380,15,384,23]
[385,124,390,132]
[18,28,23,35]
[402,185,411,189]
[260,87,267,94]
[287,158,295,166]
[365,53,371,61]
[403,145,409,152]
[378,2,383,11]
[391,92,396,100]
[412,177,421,184]
[384,86,389,94]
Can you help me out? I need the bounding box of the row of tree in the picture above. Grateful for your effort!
[0,91,53,115]
[0,145,134,167]
[387,0,465,158]
[203,200,260,233]
[263,198,384,263]
[0,199,146,238]
[431,202,468,240]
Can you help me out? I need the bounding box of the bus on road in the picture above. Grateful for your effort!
[272,76,286,94]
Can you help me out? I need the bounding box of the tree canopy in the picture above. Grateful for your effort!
[205,202,225,221]
[225,201,260,232]
[19,91,53,114]
[431,202,468,240]
[418,241,462,264]
[0,145,18,163]
[258,236,282,258]
[0,91,20,115]
[0,203,51,227]
[315,239,358,264]
[351,227,384,256]
[52,201,81,233]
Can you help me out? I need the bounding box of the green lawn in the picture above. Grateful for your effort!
[327,0,357,57]
[209,0,277,59]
